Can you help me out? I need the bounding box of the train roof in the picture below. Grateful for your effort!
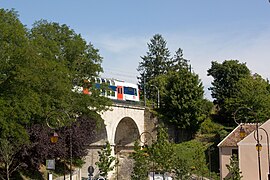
[96,77,138,87]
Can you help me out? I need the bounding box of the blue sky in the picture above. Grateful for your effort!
[1,0,270,99]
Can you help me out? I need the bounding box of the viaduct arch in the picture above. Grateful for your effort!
[81,103,146,179]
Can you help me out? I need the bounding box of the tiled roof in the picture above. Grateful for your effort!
[218,123,258,147]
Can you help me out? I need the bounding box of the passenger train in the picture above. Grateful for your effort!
[81,77,140,102]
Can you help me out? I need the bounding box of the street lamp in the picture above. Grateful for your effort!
[150,85,160,108]
[233,107,264,180]
[50,132,59,144]
[254,127,270,180]
[139,131,155,180]
[46,110,73,180]
[46,114,61,180]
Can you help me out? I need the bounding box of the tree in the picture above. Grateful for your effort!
[207,60,250,125]
[157,68,206,140]
[0,8,31,144]
[132,126,174,179]
[225,154,242,180]
[131,141,149,180]
[0,9,110,178]
[95,141,116,179]
[170,48,190,71]
[20,115,99,171]
[149,126,175,172]
[0,139,26,180]
[226,74,270,123]
[137,34,171,101]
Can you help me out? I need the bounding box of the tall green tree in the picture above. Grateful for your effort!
[207,60,250,125]
[137,34,171,101]
[170,48,190,71]
[0,8,31,144]
[157,67,206,140]
[0,9,110,177]
[226,74,270,123]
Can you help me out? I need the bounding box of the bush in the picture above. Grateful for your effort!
[200,118,223,134]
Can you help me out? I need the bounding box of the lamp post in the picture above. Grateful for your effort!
[46,110,73,180]
[254,127,270,180]
[139,131,155,180]
[150,85,160,108]
[46,114,61,180]
[233,107,265,180]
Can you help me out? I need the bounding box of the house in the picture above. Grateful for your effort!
[217,121,270,180]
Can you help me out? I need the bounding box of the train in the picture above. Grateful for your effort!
[80,77,140,102]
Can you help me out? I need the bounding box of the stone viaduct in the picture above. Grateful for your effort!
[80,102,156,179]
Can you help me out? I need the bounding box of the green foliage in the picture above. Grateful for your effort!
[224,155,242,180]
[132,127,174,179]
[132,127,211,180]
[158,69,207,135]
[137,34,171,101]
[0,8,30,144]
[208,59,270,126]
[131,141,149,180]
[138,35,209,141]
[200,118,223,134]
[0,8,111,178]
[95,141,116,178]
[226,74,270,123]
[0,139,23,180]
[149,126,175,172]
[207,60,250,125]
[173,140,209,178]
[170,48,190,71]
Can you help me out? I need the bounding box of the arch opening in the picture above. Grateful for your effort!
[114,117,140,147]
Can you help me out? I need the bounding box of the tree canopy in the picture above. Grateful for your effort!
[157,68,206,136]
[207,60,270,125]
[207,60,250,125]
[0,8,111,177]
[137,34,171,101]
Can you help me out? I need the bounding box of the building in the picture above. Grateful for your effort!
[218,121,270,180]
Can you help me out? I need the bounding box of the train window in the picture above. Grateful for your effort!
[97,78,101,84]
[90,77,95,83]
[107,90,111,96]
[109,86,116,97]
[124,87,135,95]
[101,89,105,96]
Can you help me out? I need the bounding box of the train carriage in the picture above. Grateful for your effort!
[82,77,140,102]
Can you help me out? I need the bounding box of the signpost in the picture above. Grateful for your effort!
[46,159,55,180]
[88,166,94,180]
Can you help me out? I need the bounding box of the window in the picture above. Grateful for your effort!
[124,87,136,95]
[232,149,238,158]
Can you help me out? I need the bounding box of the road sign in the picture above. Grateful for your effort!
[46,159,55,170]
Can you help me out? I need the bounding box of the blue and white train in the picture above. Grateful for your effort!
[82,77,140,102]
